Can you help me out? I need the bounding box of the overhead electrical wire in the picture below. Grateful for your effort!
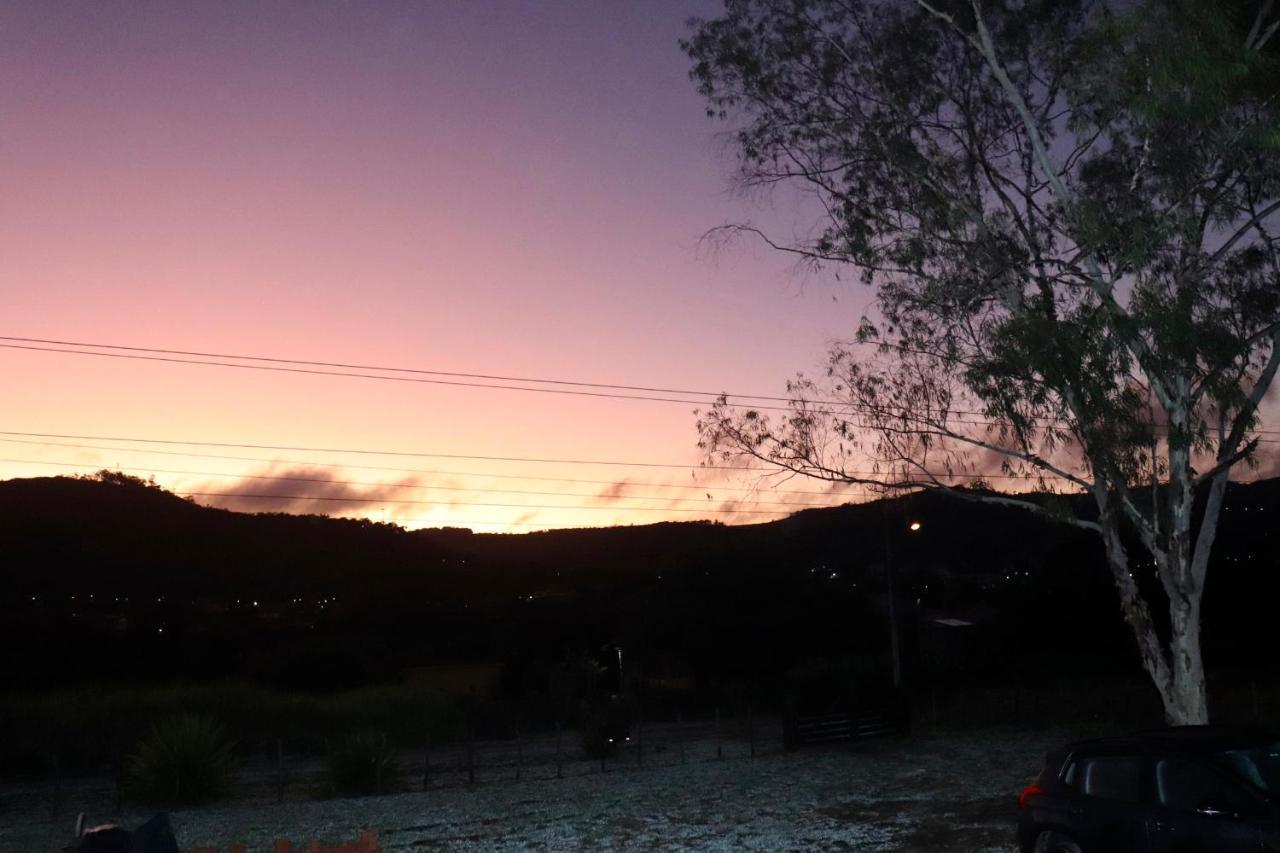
[178,491,788,516]
[0,456,855,508]
[0,343,783,410]
[0,429,1088,480]
[0,437,879,494]
[4,336,1277,438]
[0,429,764,469]
[0,335,802,403]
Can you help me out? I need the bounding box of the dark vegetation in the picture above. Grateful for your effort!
[124,713,236,807]
[0,473,1276,775]
[323,730,403,798]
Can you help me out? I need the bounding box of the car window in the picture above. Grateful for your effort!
[1156,757,1262,817]
[1070,755,1144,803]
[1218,743,1280,795]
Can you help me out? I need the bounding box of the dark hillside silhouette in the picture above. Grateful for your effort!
[0,474,1275,698]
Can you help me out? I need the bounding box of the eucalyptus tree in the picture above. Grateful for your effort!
[685,0,1280,724]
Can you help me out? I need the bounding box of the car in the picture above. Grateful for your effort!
[1018,726,1280,852]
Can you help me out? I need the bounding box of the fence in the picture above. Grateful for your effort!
[23,676,1280,823]
[25,708,779,824]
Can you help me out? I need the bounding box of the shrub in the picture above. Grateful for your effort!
[126,714,236,806]
[324,730,402,797]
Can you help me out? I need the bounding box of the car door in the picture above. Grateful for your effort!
[1145,755,1264,852]
[1063,752,1149,852]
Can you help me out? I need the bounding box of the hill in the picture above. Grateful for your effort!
[0,473,1275,698]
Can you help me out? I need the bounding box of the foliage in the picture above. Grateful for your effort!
[323,730,403,797]
[0,682,458,774]
[685,0,1280,724]
[125,713,236,806]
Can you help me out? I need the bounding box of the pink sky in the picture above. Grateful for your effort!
[0,2,878,530]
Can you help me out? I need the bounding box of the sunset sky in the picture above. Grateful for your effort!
[0,1,882,531]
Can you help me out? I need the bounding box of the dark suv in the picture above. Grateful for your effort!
[1018,727,1280,852]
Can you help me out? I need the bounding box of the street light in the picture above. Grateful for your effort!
[887,518,923,690]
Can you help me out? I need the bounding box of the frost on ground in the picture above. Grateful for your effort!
[1,725,1052,852]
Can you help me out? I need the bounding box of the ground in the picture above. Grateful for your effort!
[0,724,1054,852]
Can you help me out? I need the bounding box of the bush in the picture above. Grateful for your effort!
[324,730,402,797]
[126,714,236,806]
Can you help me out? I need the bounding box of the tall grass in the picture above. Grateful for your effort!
[323,730,403,797]
[126,714,236,806]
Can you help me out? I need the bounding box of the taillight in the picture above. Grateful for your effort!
[1018,783,1044,810]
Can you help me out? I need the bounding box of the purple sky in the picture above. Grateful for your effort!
[0,2,879,530]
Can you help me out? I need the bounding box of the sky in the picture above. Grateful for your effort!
[0,1,880,531]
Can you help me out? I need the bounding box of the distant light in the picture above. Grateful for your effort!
[909,521,922,532]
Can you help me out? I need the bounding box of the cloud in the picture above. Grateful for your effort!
[589,479,635,506]
[189,464,425,517]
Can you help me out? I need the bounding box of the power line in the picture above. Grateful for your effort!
[5,336,1278,438]
[179,491,790,516]
[0,341,1028,425]
[0,335,797,403]
[0,437,872,495]
[0,429,761,469]
[0,343,770,410]
[0,429,1090,480]
[0,457,851,508]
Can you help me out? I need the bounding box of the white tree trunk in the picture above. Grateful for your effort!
[1165,598,1209,725]
[1097,491,1209,725]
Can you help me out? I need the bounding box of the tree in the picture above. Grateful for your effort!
[684,0,1280,724]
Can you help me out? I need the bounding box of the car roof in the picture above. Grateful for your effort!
[1065,726,1274,757]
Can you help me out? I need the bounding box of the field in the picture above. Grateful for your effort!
[0,722,1058,852]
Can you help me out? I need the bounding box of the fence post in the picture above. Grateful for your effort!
[273,841,293,853]
[467,726,476,786]
[636,710,644,768]
[716,707,723,761]
[422,727,432,791]
[555,720,563,779]
[114,756,124,814]
[515,726,523,782]
[275,738,285,804]
[50,751,61,819]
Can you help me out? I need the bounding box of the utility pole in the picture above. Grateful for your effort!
[885,514,902,690]
[885,507,921,691]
